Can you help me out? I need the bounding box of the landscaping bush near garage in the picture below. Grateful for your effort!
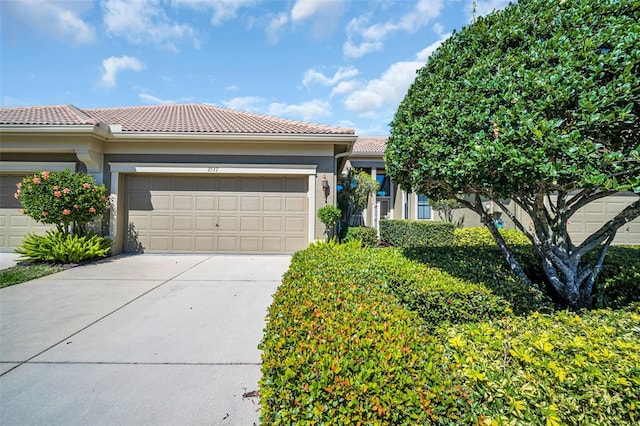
[379,220,455,247]
[260,244,640,424]
[343,226,378,247]
[454,227,530,246]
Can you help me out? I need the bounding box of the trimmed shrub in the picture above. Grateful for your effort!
[15,230,112,264]
[260,244,439,424]
[343,226,378,247]
[379,219,454,247]
[435,306,640,425]
[454,227,530,246]
[403,245,552,315]
[260,244,640,425]
[590,246,640,309]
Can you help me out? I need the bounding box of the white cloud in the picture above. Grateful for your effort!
[330,80,361,97]
[221,97,330,122]
[100,56,145,88]
[302,66,360,87]
[221,96,265,112]
[344,31,451,116]
[266,12,288,44]
[225,85,240,92]
[103,0,195,50]
[290,0,345,39]
[268,100,331,122]
[172,0,257,26]
[3,0,95,44]
[466,0,511,20]
[139,93,176,105]
[343,0,444,58]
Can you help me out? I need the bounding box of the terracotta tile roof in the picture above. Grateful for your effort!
[0,104,354,135]
[0,105,98,126]
[352,136,388,154]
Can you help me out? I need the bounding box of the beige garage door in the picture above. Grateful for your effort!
[0,174,51,252]
[125,174,309,254]
[567,193,640,245]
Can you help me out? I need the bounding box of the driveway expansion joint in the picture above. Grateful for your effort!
[0,256,212,378]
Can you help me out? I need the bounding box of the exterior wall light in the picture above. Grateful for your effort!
[321,174,330,203]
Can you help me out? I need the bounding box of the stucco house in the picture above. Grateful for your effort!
[0,104,355,254]
[348,136,639,245]
[1,104,637,254]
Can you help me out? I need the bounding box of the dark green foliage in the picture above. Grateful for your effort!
[343,226,378,247]
[379,220,455,247]
[260,245,640,424]
[590,246,640,309]
[15,230,112,264]
[386,0,640,310]
[316,205,341,228]
[403,245,553,315]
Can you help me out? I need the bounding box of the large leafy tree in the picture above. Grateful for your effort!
[386,0,639,310]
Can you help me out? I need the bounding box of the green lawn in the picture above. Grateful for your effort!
[0,263,65,288]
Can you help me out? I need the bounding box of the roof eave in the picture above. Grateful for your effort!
[107,131,358,143]
[0,124,110,139]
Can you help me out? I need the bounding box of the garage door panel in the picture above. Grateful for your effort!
[263,178,285,192]
[0,174,52,252]
[151,195,172,210]
[173,195,194,210]
[218,196,238,211]
[126,175,308,254]
[263,217,283,232]
[240,237,260,252]
[150,215,171,230]
[286,217,305,232]
[241,217,260,231]
[241,197,260,211]
[242,178,263,191]
[285,197,305,212]
[263,197,282,211]
[196,195,217,210]
[173,216,193,230]
[218,177,239,191]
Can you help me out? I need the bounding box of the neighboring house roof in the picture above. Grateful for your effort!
[0,105,99,126]
[351,136,388,154]
[0,104,354,135]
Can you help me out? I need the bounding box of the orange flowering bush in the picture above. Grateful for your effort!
[16,169,109,235]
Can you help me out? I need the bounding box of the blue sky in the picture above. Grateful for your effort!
[1,0,509,135]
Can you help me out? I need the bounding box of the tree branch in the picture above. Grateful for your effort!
[578,197,640,254]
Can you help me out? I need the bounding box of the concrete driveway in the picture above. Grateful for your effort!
[0,254,291,425]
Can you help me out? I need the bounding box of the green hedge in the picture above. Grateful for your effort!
[454,227,530,246]
[343,226,378,247]
[260,244,640,424]
[590,246,640,309]
[436,306,640,425]
[260,244,438,424]
[403,245,552,315]
[380,220,454,247]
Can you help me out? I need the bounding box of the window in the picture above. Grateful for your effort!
[418,194,431,219]
[376,174,390,197]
